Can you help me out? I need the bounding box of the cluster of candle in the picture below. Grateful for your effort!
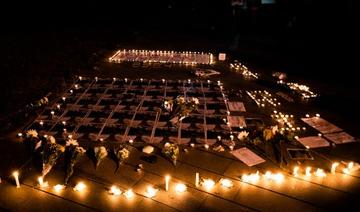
[230,61,258,79]
[247,90,281,108]
[108,49,214,65]
[271,110,305,133]
[277,81,317,99]
[242,171,284,183]
[292,162,356,178]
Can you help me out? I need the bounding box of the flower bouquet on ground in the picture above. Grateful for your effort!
[24,129,42,155]
[165,96,199,126]
[162,143,179,166]
[64,139,86,184]
[113,146,130,173]
[42,136,65,177]
[94,146,108,169]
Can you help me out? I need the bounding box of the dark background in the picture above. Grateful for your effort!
[0,0,358,129]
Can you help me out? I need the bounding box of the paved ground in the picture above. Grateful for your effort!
[1,61,360,211]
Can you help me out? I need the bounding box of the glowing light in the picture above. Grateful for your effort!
[242,171,260,183]
[315,168,326,177]
[293,166,299,177]
[74,182,86,192]
[343,168,350,175]
[146,186,158,198]
[306,167,312,177]
[109,186,122,196]
[306,114,310,118]
[165,175,170,191]
[202,178,215,190]
[13,171,20,188]
[124,189,134,199]
[175,183,187,193]
[348,162,354,170]
[264,171,284,182]
[62,97,66,101]
[38,176,49,188]
[195,173,199,187]
[190,143,195,148]
[129,139,133,144]
[331,162,339,174]
[316,113,320,117]
[17,133,23,137]
[50,111,55,115]
[318,133,322,137]
[220,178,233,188]
[204,144,209,150]
[56,104,61,109]
[229,145,234,151]
[62,121,66,125]
[53,184,65,192]
[39,120,44,126]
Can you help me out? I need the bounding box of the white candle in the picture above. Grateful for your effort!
[331,162,339,174]
[13,171,20,188]
[195,173,199,187]
[165,175,170,191]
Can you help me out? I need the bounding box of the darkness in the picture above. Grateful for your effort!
[0,0,358,125]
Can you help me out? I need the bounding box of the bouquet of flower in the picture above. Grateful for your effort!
[162,143,179,166]
[167,96,199,125]
[42,137,65,177]
[113,146,130,172]
[24,129,41,155]
[94,146,108,169]
[64,139,86,184]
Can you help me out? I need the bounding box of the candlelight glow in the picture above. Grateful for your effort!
[331,162,339,174]
[53,184,65,192]
[146,186,158,198]
[242,171,260,183]
[293,166,299,177]
[202,178,215,190]
[314,168,326,177]
[109,186,122,196]
[348,162,354,170]
[343,168,350,175]
[165,175,170,191]
[175,183,187,193]
[306,167,312,177]
[13,171,20,188]
[38,176,49,188]
[264,171,284,182]
[220,178,233,188]
[74,182,86,192]
[124,189,134,199]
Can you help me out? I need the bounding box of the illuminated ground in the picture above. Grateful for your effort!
[1,61,360,211]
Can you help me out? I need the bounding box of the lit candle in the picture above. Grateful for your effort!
[74,182,86,192]
[315,168,326,177]
[293,166,299,177]
[146,186,158,198]
[13,171,20,188]
[109,185,122,196]
[195,173,199,187]
[306,167,312,177]
[129,139,133,144]
[175,183,187,193]
[202,178,215,190]
[220,178,233,188]
[165,175,170,191]
[124,189,134,199]
[53,184,64,192]
[331,162,339,174]
[204,144,209,150]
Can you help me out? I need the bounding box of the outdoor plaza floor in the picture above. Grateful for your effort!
[1,60,360,211]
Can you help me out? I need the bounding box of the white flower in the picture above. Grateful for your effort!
[66,138,79,146]
[48,136,56,144]
[26,129,38,138]
[76,147,86,154]
[192,97,200,105]
[237,131,249,141]
[271,125,278,135]
[177,96,185,104]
